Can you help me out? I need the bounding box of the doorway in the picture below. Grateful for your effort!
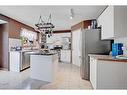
[0,19,9,70]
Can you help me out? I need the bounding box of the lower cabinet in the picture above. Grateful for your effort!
[90,56,127,89]
[60,50,71,63]
[90,57,97,89]
[9,52,21,72]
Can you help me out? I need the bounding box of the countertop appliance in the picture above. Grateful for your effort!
[80,29,111,80]
[10,46,22,51]
[112,43,123,57]
[20,51,30,70]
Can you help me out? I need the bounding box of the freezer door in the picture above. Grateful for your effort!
[85,29,111,54]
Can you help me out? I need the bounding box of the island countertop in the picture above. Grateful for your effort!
[88,54,127,62]
[10,50,57,55]
[27,51,57,55]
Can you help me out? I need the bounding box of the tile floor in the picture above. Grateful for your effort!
[0,63,92,89]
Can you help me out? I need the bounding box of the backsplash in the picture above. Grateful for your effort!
[20,28,38,48]
[114,37,127,55]
[9,38,21,51]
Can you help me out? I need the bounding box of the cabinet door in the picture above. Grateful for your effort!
[90,57,97,89]
[10,52,20,72]
[98,6,114,40]
[114,6,127,38]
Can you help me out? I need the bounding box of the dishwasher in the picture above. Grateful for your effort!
[20,52,30,71]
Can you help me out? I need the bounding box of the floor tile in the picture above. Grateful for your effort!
[0,63,92,89]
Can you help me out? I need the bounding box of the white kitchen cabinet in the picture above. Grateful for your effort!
[90,57,97,89]
[98,6,114,40]
[10,51,21,72]
[60,50,71,63]
[46,33,71,44]
[98,6,127,39]
[90,55,127,89]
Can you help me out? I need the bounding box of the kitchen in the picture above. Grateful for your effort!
[0,10,73,89]
[0,5,127,89]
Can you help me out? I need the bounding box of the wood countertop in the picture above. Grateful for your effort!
[88,54,127,62]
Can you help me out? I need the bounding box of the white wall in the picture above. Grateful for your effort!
[114,37,127,55]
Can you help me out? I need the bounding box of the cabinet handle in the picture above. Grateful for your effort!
[79,56,81,58]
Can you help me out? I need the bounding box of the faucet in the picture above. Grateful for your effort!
[31,46,33,50]
[30,44,33,50]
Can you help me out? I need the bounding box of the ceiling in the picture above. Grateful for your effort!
[0,6,107,30]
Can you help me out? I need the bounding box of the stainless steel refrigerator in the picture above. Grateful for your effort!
[80,29,111,80]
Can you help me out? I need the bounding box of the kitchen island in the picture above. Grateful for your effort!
[30,52,58,82]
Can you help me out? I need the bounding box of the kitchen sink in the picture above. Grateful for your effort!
[115,55,127,59]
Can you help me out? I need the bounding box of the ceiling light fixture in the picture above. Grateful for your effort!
[70,8,74,19]
[70,16,73,19]
[35,14,55,38]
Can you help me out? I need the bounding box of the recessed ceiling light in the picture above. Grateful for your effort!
[70,16,73,19]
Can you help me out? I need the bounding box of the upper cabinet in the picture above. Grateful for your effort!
[98,6,114,40]
[98,6,127,40]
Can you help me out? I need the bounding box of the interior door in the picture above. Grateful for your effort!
[72,29,82,67]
